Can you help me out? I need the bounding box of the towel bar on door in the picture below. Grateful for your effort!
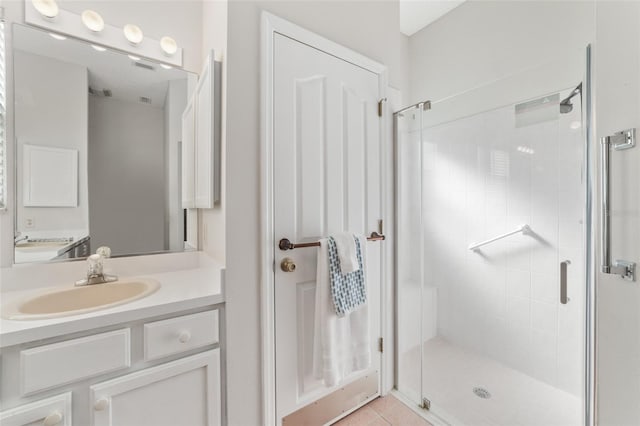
[278,232,385,251]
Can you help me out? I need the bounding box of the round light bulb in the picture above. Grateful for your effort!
[82,10,105,32]
[32,0,59,18]
[123,24,144,45]
[160,36,178,56]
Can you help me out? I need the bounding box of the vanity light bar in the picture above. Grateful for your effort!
[25,1,183,67]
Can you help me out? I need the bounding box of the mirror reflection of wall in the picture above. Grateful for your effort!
[12,24,197,264]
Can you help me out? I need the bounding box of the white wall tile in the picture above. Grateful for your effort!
[530,247,559,277]
[530,329,558,385]
[504,323,532,373]
[531,300,558,334]
[531,272,559,304]
[506,268,531,298]
[507,295,531,326]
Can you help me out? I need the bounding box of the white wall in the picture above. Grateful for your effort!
[14,50,88,235]
[164,79,188,251]
[408,1,595,106]
[200,0,228,263]
[88,96,165,255]
[224,1,407,424]
[594,2,640,424]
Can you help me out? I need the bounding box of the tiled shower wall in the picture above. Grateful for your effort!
[399,91,585,397]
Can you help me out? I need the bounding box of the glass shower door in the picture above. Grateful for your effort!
[395,52,589,426]
[396,105,426,406]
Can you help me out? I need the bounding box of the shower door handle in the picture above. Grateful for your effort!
[600,129,637,282]
[560,260,571,304]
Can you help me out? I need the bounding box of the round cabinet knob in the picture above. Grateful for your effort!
[43,411,63,426]
[178,330,192,343]
[94,398,109,411]
[281,258,296,273]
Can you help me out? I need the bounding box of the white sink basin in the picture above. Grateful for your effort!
[4,279,160,320]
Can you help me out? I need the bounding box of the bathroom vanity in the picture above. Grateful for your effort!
[0,256,225,426]
[0,2,225,425]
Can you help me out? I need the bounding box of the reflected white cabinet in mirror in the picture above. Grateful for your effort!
[10,24,204,264]
[194,51,221,208]
[182,96,196,209]
[181,50,220,210]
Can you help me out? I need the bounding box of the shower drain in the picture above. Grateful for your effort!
[473,387,492,399]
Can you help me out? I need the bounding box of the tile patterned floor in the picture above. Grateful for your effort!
[332,394,432,426]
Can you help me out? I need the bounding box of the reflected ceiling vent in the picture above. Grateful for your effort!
[139,96,152,104]
[133,61,155,71]
[88,87,112,97]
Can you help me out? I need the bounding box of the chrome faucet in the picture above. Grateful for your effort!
[75,248,118,286]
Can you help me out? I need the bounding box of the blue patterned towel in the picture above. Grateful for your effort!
[327,236,366,317]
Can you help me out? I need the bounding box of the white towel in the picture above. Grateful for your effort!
[332,232,359,274]
[313,236,370,387]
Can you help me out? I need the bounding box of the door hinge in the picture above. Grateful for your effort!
[421,398,431,410]
[378,337,383,353]
[377,98,387,117]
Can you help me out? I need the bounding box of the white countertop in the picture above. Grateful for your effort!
[0,262,224,348]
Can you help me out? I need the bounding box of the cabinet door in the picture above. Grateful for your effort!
[90,349,221,426]
[194,51,219,208]
[0,393,72,426]
[181,95,196,209]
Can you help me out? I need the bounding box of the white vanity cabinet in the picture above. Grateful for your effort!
[0,393,72,426]
[0,307,223,426]
[91,350,220,426]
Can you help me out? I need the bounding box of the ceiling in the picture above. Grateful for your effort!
[400,0,467,36]
[13,24,193,109]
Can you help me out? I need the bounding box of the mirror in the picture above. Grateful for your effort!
[12,24,198,264]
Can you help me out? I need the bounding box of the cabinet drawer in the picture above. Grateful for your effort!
[20,329,130,395]
[0,392,72,426]
[144,310,218,361]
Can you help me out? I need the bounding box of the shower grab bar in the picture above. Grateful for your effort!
[468,224,531,251]
[600,128,636,281]
[279,232,385,251]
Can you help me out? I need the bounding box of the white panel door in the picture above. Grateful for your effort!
[273,33,383,421]
[90,350,220,426]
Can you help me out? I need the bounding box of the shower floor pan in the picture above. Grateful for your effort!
[400,337,581,426]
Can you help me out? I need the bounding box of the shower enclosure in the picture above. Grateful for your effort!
[395,50,592,426]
